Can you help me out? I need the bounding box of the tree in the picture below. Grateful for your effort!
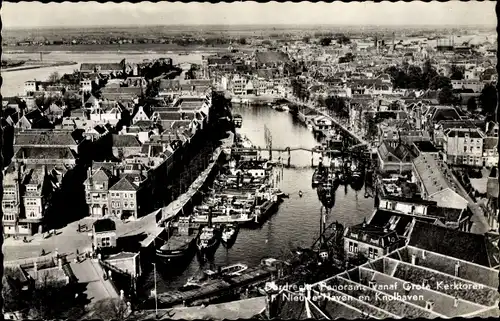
[450,64,465,80]
[438,87,459,105]
[237,37,247,45]
[302,36,310,44]
[466,97,477,112]
[429,75,452,91]
[336,35,351,45]
[365,114,379,141]
[319,37,332,46]
[92,298,130,321]
[479,84,497,117]
[48,71,60,83]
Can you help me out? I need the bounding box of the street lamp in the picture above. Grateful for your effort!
[153,262,158,318]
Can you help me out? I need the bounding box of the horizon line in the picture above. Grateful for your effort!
[4,23,497,31]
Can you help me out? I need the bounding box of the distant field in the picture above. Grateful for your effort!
[2,43,253,53]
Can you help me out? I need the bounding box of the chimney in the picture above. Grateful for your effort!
[411,254,416,265]
[34,261,38,278]
[58,258,62,270]
[422,250,426,260]
[454,261,460,277]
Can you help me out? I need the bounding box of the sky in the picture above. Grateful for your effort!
[1,2,497,29]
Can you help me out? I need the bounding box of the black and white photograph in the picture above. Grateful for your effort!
[0,1,498,320]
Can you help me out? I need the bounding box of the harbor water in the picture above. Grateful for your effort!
[142,105,375,294]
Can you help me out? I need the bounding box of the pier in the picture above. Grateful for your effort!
[120,132,235,249]
[155,265,278,308]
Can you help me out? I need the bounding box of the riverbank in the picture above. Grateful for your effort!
[2,61,78,72]
[3,43,253,54]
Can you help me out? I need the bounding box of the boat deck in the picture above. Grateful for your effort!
[157,265,276,307]
[160,234,195,250]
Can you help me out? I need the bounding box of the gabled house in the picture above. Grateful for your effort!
[2,165,23,236]
[43,103,65,123]
[377,141,416,173]
[109,173,150,220]
[90,100,123,126]
[20,166,51,236]
[17,109,52,130]
[343,220,401,261]
[84,167,118,217]
[111,134,142,160]
[131,106,150,124]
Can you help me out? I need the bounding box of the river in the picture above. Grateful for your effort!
[142,105,375,294]
[1,51,205,97]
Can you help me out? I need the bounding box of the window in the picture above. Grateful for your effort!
[101,237,111,247]
[348,241,353,253]
[369,247,377,259]
[130,202,135,208]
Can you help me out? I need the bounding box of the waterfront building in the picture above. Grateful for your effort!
[376,141,416,173]
[343,220,402,262]
[442,127,484,167]
[84,167,118,217]
[2,165,23,236]
[2,163,59,236]
[109,173,150,220]
[92,218,117,249]
[80,61,125,76]
[411,154,468,210]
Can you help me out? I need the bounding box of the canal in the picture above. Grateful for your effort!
[142,105,375,294]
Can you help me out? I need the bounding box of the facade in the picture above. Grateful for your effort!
[482,137,498,168]
[109,174,149,220]
[92,218,117,249]
[2,166,23,236]
[84,167,117,217]
[442,128,484,167]
[377,141,416,173]
[343,221,401,261]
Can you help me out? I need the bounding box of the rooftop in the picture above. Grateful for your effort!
[15,130,77,147]
[93,218,116,233]
[413,141,439,154]
[412,154,455,197]
[408,221,494,268]
[293,245,500,319]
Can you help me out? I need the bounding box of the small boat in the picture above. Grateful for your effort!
[204,263,248,278]
[274,104,289,112]
[233,114,243,128]
[196,209,221,257]
[197,226,220,253]
[221,223,239,247]
[299,191,303,197]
